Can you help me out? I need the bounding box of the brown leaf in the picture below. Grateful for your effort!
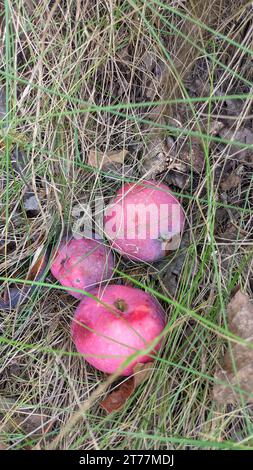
[88,149,128,169]
[218,222,248,241]
[180,138,204,173]
[219,126,253,163]
[225,98,244,117]
[100,378,135,414]
[140,138,168,178]
[166,170,190,190]
[213,290,253,405]
[164,233,183,254]
[209,120,225,136]
[0,247,49,310]
[133,362,153,387]
[27,247,48,281]
[100,362,153,414]
[220,172,241,191]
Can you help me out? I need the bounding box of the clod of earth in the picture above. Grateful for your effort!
[50,236,115,299]
[104,180,185,262]
[71,284,166,375]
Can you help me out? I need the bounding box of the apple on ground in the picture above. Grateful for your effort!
[51,237,114,299]
[71,284,166,375]
[104,180,185,262]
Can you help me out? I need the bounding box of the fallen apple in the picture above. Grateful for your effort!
[51,237,114,299]
[104,180,185,262]
[71,284,166,375]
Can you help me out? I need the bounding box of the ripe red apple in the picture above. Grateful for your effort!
[51,237,114,299]
[104,180,185,262]
[71,284,166,375]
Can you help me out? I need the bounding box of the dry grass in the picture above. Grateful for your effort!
[0,0,253,449]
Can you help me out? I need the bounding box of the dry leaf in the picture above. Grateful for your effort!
[220,172,241,191]
[180,138,204,173]
[141,52,167,101]
[140,136,186,179]
[218,222,248,241]
[0,247,49,310]
[100,362,153,414]
[209,120,225,136]
[133,362,153,386]
[88,149,128,169]
[161,232,192,296]
[142,51,155,72]
[213,290,253,405]
[100,379,134,414]
[225,98,244,117]
[140,138,168,178]
[166,170,190,190]
[218,126,253,163]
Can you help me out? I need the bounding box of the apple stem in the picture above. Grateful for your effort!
[114,299,127,312]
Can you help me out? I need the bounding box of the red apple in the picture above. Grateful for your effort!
[51,237,114,299]
[104,180,185,262]
[71,284,166,375]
